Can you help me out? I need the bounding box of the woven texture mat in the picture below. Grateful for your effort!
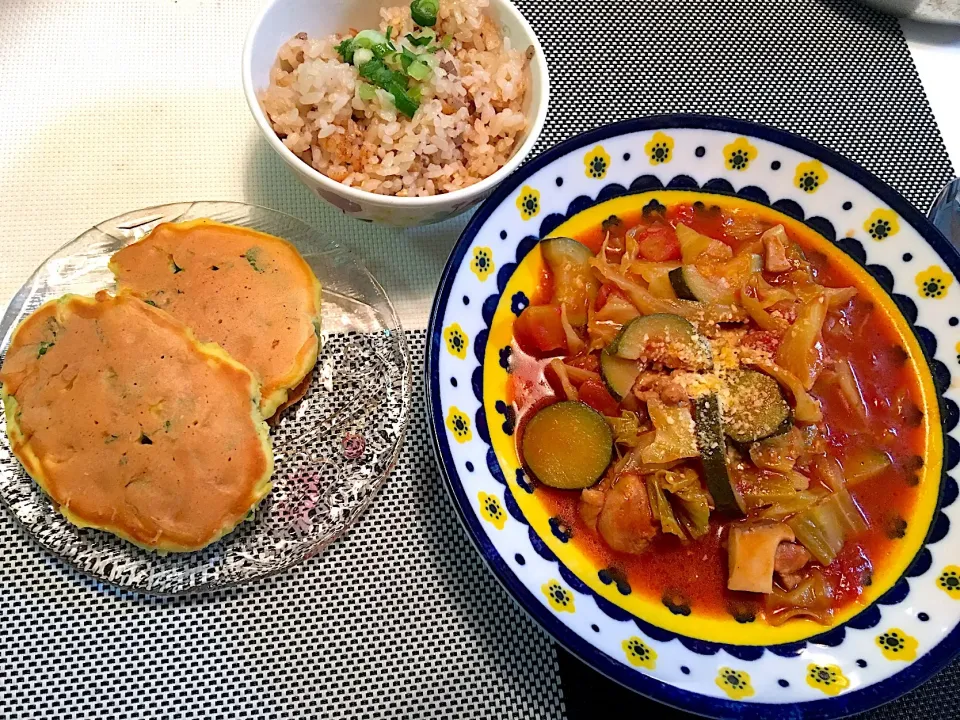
[0,0,956,718]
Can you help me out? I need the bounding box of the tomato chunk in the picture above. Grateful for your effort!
[741,330,782,355]
[665,203,695,227]
[638,223,681,261]
[578,378,620,416]
[513,304,567,356]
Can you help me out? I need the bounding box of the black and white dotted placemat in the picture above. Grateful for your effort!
[1,0,956,718]
[0,330,565,720]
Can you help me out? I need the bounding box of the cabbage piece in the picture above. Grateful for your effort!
[620,434,684,475]
[659,467,711,538]
[749,428,803,472]
[588,293,640,349]
[787,490,868,565]
[739,469,823,520]
[589,258,747,326]
[676,223,732,263]
[741,276,788,332]
[646,472,685,539]
[640,398,699,464]
[813,454,845,493]
[754,273,796,308]
[834,358,868,420]
[712,252,762,292]
[629,261,681,280]
[765,569,834,626]
[842,448,892,486]
[646,468,710,540]
[548,358,578,401]
[776,294,828,390]
[607,410,643,447]
[756,491,825,521]
[824,286,857,310]
[559,304,586,354]
[743,354,823,423]
[646,268,678,299]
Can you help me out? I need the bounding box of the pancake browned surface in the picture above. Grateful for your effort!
[109,219,322,417]
[0,291,274,552]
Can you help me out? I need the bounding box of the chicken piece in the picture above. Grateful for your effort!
[579,488,605,531]
[727,522,795,593]
[632,372,686,406]
[596,473,657,555]
[773,541,812,590]
[775,541,811,574]
[762,225,793,273]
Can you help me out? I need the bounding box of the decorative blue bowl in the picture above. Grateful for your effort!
[426,115,960,718]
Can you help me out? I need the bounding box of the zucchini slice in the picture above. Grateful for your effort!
[540,237,596,326]
[668,266,735,304]
[609,313,713,371]
[723,370,792,443]
[521,401,613,489]
[600,350,641,400]
[693,393,743,515]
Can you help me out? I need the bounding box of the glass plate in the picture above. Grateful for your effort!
[0,201,412,595]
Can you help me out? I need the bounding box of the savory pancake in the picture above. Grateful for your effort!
[109,219,322,418]
[0,291,274,552]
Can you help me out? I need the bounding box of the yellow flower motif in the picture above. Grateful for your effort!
[715,668,754,700]
[446,407,472,443]
[622,637,657,670]
[915,266,953,299]
[471,246,495,281]
[584,145,611,179]
[937,565,960,596]
[644,131,674,165]
[541,580,575,613]
[863,209,900,241]
[723,137,757,171]
[806,664,849,696]
[794,160,828,193]
[876,628,918,661]
[478,491,506,530]
[516,186,540,220]
[443,323,468,359]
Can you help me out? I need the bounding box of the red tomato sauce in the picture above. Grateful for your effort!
[509,203,927,621]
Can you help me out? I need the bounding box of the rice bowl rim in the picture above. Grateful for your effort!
[241,0,550,207]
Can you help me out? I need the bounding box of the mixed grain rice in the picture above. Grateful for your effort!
[259,0,530,197]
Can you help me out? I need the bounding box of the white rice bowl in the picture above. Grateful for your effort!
[259,0,531,197]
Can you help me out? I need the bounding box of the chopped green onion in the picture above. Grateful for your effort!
[408,84,422,103]
[358,82,378,101]
[407,59,431,81]
[410,0,439,27]
[358,57,420,118]
[353,29,387,49]
[353,47,374,67]
[400,47,418,72]
[385,25,393,43]
[335,37,355,63]
[387,80,419,118]
[405,32,434,47]
[359,58,400,88]
[440,33,452,49]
